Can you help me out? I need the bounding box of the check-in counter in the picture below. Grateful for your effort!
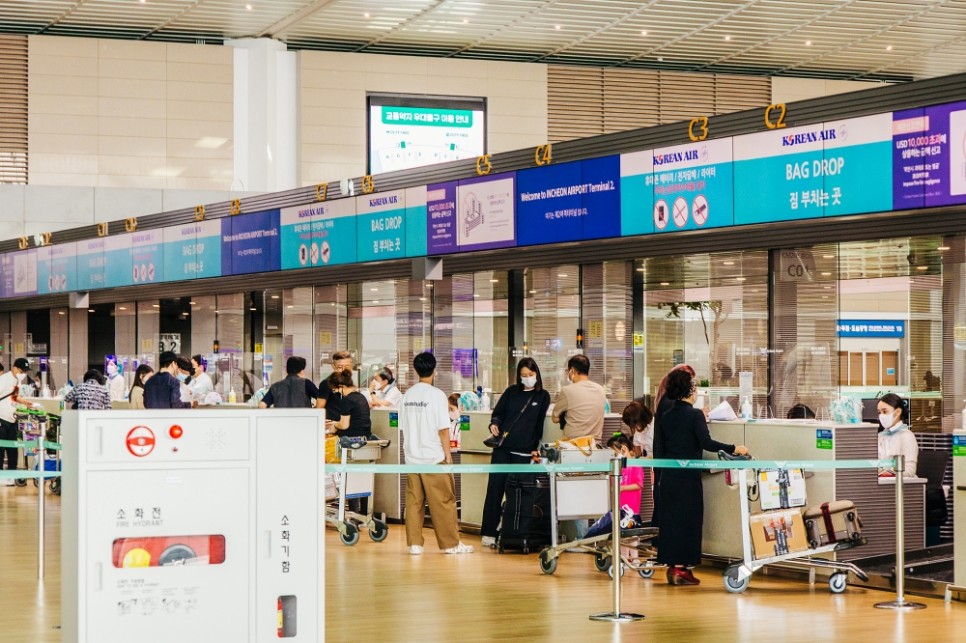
[702,420,924,562]
[955,431,966,587]
[20,397,64,415]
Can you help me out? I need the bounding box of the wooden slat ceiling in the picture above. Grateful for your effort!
[1,0,965,81]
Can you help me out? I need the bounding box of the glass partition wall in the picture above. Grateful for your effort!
[4,233,961,424]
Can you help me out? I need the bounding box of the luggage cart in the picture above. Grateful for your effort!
[13,409,44,488]
[722,466,869,594]
[325,435,391,546]
[536,445,662,579]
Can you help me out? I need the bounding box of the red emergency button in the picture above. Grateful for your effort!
[126,426,156,457]
[169,425,184,439]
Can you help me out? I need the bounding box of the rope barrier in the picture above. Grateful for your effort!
[323,458,894,474]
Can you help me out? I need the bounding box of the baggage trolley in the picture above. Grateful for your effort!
[13,409,45,488]
[535,445,662,579]
[721,459,868,594]
[325,435,391,546]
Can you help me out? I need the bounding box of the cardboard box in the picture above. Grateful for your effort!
[758,468,807,510]
[749,509,809,559]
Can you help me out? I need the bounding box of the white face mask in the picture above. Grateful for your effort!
[879,412,898,431]
[16,372,26,382]
[449,410,460,422]
[370,379,381,391]
[521,375,537,388]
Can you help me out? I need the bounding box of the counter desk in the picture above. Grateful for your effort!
[702,419,924,561]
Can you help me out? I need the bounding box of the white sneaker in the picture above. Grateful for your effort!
[409,545,423,555]
[481,536,496,548]
[1,479,15,487]
[444,542,474,555]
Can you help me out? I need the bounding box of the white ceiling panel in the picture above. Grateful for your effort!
[0,0,964,80]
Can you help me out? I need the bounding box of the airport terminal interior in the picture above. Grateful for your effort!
[2,1,966,640]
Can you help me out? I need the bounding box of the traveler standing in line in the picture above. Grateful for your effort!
[105,354,126,401]
[175,356,193,404]
[399,352,473,555]
[551,354,607,441]
[326,369,372,437]
[480,357,551,548]
[651,363,697,531]
[143,352,192,409]
[63,369,112,410]
[128,364,155,410]
[654,368,747,585]
[188,354,213,403]
[0,358,30,487]
[318,351,353,423]
[365,367,403,409]
[259,356,320,409]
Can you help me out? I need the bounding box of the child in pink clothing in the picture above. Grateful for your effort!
[585,433,643,538]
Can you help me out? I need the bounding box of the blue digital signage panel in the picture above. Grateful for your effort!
[620,150,654,237]
[223,209,281,275]
[822,113,893,218]
[163,220,223,282]
[405,185,428,258]
[517,160,584,246]
[37,242,76,295]
[76,238,106,291]
[279,200,355,270]
[357,189,407,262]
[650,138,733,232]
[130,229,164,285]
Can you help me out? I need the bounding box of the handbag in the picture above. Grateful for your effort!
[483,393,534,449]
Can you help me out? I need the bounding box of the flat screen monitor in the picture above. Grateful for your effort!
[861,398,879,423]
[368,93,486,174]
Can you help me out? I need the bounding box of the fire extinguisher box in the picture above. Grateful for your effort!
[60,409,324,642]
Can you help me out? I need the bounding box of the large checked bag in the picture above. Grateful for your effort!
[497,473,551,554]
[803,500,863,548]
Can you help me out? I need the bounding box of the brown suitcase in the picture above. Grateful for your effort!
[803,500,862,548]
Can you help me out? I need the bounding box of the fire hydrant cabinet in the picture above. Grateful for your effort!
[61,409,324,642]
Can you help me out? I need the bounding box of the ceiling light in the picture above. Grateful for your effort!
[886,45,893,51]
[822,254,835,259]
[270,295,279,299]
[372,300,379,304]
[249,307,257,311]
[463,18,469,24]
[916,265,928,271]
[489,279,499,283]
[723,261,735,266]
[364,12,370,18]
[823,286,832,290]
[641,30,648,36]
[821,272,832,276]
[88,309,95,313]
[805,40,811,46]
[151,304,160,308]
[58,311,65,315]
[473,293,480,298]
[286,305,293,308]
[245,3,252,10]
[419,297,427,302]
[735,277,746,282]
[660,282,670,286]
[938,246,950,251]
[189,300,197,305]
[724,35,731,41]
[636,267,645,272]
[657,57,664,62]
[559,273,568,278]
[822,295,829,300]
[529,289,537,294]
[369,287,378,292]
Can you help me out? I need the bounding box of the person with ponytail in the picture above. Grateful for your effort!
[876,393,918,478]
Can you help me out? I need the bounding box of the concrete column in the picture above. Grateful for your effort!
[226,38,298,192]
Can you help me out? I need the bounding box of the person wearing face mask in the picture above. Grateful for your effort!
[480,357,552,548]
[447,393,462,446]
[654,368,747,585]
[175,356,194,404]
[551,354,607,441]
[366,367,402,409]
[188,354,214,403]
[143,352,192,409]
[318,351,353,424]
[0,357,30,486]
[876,393,918,478]
[105,355,126,402]
[325,369,372,438]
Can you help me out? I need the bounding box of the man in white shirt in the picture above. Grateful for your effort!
[0,357,30,486]
[399,352,473,555]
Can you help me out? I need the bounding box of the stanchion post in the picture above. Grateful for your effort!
[874,454,925,610]
[37,433,45,579]
[590,456,644,622]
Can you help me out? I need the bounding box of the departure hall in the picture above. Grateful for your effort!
[1,1,966,641]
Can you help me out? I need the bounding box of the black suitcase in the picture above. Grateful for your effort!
[497,473,551,554]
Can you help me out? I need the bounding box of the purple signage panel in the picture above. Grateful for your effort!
[893,107,936,210]
[925,101,966,207]
[455,172,516,252]
[222,209,281,275]
[426,181,458,255]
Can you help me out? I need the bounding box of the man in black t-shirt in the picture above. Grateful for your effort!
[318,350,353,421]
[259,356,320,408]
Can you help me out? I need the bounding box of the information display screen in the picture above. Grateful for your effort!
[368,94,486,174]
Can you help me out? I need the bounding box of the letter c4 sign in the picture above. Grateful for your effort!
[126,426,156,458]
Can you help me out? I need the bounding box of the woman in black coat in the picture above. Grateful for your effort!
[480,357,552,548]
[654,368,747,585]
